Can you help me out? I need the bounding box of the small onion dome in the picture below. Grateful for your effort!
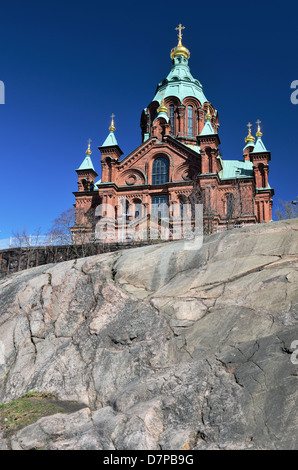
[157,98,168,115]
[109,113,116,132]
[205,103,212,120]
[170,23,190,60]
[245,122,255,143]
[86,139,92,155]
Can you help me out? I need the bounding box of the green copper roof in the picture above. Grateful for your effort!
[243,141,255,152]
[76,154,95,172]
[101,130,118,147]
[153,55,208,106]
[184,143,201,154]
[251,136,268,153]
[200,119,215,136]
[218,160,254,180]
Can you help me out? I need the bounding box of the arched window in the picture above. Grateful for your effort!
[258,164,266,188]
[169,105,175,135]
[205,148,213,173]
[152,157,169,185]
[187,106,193,136]
[179,196,191,219]
[81,179,88,191]
[133,199,142,219]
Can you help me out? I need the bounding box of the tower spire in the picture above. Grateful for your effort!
[86,138,92,155]
[109,113,116,132]
[256,119,263,137]
[101,113,121,149]
[176,23,185,46]
[170,23,190,60]
[245,122,255,143]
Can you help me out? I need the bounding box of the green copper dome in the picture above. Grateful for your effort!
[153,55,208,106]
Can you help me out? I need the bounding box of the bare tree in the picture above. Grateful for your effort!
[11,227,42,271]
[47,208,74,245]
[275,199,298,220]
[47,207,97,257]
[12,227,42,249]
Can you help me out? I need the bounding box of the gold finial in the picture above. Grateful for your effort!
[256,119,263,137]
[109,113,116,131]
[175,23,185,45]
[205,103,212,120]
[245,122,255,143]
[171,24,190,60]
[157,92,168,114]
[86,138,92,155]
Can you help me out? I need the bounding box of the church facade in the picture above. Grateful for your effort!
[73,25,274,242]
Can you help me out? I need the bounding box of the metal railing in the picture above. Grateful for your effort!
[0,235,72,250]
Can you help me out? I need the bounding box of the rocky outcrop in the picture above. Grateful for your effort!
[0,219,297,450]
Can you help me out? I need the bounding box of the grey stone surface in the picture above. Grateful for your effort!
[0,219,297,450]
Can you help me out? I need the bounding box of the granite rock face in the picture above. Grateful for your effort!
[0,219,297,450]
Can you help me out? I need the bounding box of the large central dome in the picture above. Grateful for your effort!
[140,25,217,144]
[153,25,208,106]
[153,54,208,106]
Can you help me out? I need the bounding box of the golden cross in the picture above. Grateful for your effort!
[247,122,252,131]
[87,138,92,147]
[256,119,261,126]
[175,23,185,39]
[111,113,115,120]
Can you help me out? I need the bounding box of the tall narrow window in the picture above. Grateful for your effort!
[226,194,233,218]
[152,157,169,185]
[125,199,130,222]
[133,199,142,219]
[187,106,193,136]
[209,154,213,173]
[169,105,175,135]
[179,198,184,218]
[259,164,266,188]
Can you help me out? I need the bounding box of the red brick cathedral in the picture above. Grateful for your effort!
[73,25,274,242]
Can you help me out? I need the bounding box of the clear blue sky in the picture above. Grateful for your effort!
[0,0,297,239]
